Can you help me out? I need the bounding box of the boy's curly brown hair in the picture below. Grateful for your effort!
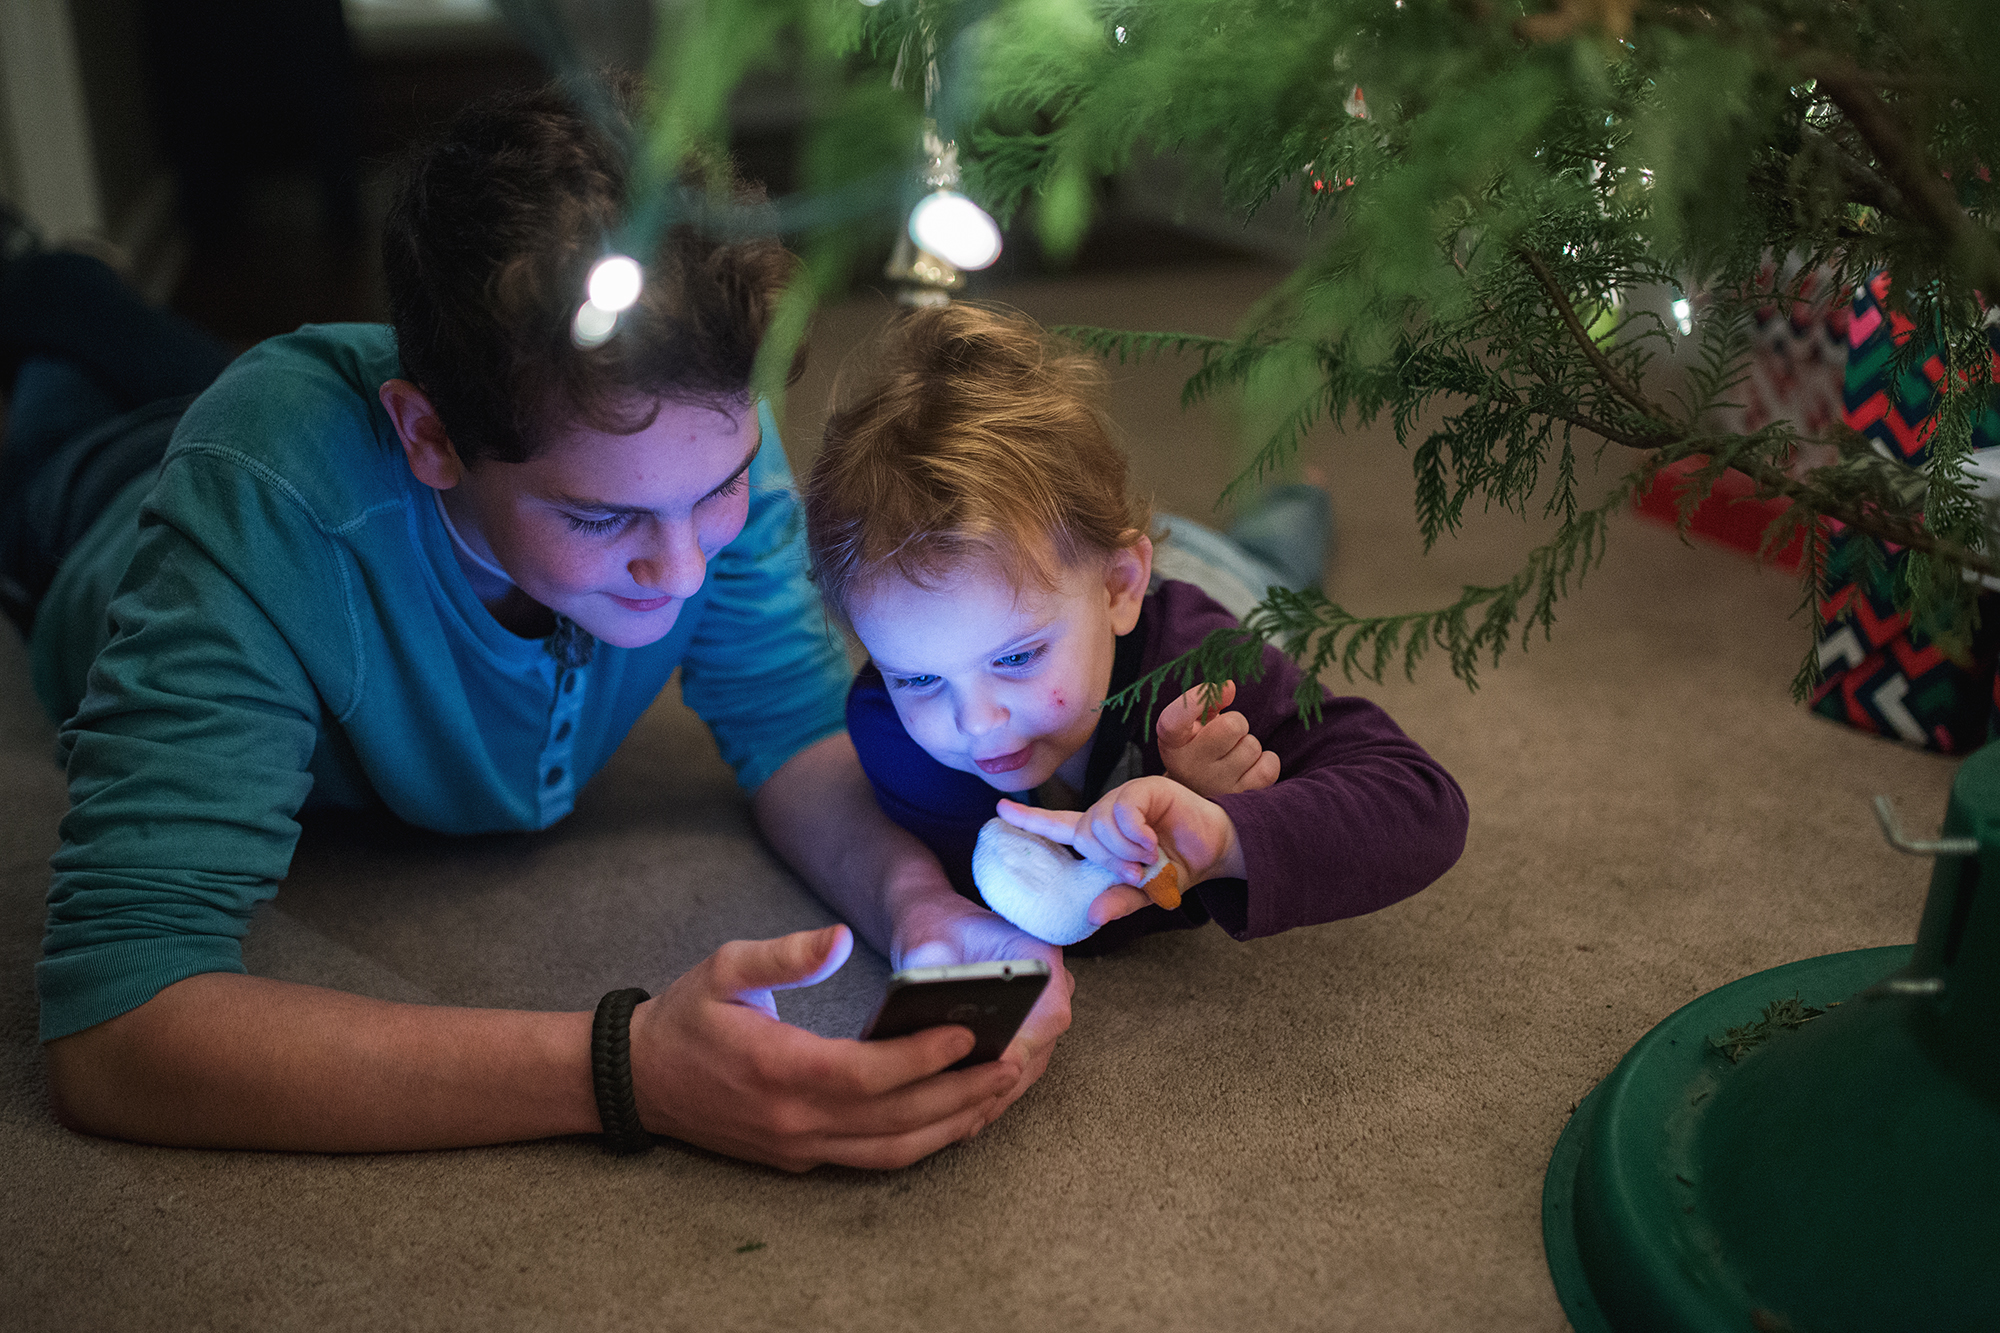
[803,303,1151,622]
[382,76,797,464]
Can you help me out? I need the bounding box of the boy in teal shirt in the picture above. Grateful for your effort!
[4,81,1067,1167]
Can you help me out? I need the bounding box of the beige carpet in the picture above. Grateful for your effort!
[0,263,1953,1331]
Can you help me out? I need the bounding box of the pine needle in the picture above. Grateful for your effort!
[1708,995,1839,1064]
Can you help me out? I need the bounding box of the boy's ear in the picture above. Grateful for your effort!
[379,378,466,490]
[1106,533,1153,636]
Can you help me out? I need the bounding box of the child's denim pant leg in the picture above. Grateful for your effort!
[1152,485,1334,624]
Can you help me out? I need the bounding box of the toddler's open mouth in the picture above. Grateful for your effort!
[973,746,1033,775]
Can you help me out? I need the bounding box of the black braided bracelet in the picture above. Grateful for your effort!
[590,987,652,1156]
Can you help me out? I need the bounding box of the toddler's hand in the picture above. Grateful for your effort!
[996,776,1245,926]
[1157,681,1280,798]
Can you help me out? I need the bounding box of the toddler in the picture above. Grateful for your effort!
[804,304,1467,951]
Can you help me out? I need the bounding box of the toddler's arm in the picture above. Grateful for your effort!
[1157,680,1280,798]
[1131,582,1468,940]
[997,775,1244,926]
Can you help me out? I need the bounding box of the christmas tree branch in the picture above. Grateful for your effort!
[1730,456,1999,580]
[1518,245,2000,579]
[1105,476,1637,717]
[1516,246,1674,424]
[1802,53,2000,302]
[1797,125,1901,216]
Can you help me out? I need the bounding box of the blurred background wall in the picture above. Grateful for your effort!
[0,0,1285,351]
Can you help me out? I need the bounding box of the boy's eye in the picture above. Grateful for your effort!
[702,472,750,503]
[890,673,940,691]
[993,647,1043,670]
[565,512,630,536]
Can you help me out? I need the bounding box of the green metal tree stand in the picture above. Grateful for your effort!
[1543,742,2000,1331]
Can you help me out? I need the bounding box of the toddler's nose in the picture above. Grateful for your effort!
[955,691,1007,737]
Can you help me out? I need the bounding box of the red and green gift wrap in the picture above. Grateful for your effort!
[1631,259,1850,574]
[1632,271,2000,753]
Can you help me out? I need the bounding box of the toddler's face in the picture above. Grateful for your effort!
[849,540,1150,793]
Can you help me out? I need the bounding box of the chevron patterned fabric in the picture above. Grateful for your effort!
[1809,273,2000,752]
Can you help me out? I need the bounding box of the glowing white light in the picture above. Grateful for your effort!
[909,190,1003,271]
[1672,297,1693,336]
[587,255,644,312]
[1114,24,1128,42]
[573,299,617,347]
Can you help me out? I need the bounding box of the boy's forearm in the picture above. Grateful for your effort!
[42,735,980,1155]
[45,972,599,1151]
[752,731,966,961]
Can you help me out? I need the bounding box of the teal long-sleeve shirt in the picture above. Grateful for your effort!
[34,324,850,1041]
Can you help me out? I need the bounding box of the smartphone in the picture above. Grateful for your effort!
[860,959,1051,1070]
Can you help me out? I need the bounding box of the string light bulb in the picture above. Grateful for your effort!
[903,126,1001,273]
[587,255,643,312]
[572,299,617,347]
[908,190,1003,271]
[572,254,643,348]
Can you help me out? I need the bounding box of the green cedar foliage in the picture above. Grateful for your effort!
[537,0,2000,709]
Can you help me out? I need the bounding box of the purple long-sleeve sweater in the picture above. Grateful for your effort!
[847,579,1469,952]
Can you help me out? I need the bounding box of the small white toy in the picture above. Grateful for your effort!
[970,816,1182,946]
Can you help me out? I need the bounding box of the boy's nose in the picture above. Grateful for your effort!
[628,521,706,599]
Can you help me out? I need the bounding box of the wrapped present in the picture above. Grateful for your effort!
[1808,273,2000,753]
[1632,256,1848,572]
[1630,456,1806,570]
[1725,255,1853,447]
[1810,529,1994,752]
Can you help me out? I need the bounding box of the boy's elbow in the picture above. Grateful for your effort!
[45,1025,126,1138]
[43,997,182,1143]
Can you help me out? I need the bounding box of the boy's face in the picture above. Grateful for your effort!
[848,540,1151,793]
[443,398,761,649]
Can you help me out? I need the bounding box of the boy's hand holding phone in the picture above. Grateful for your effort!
[863,959,1052,1070]
[627,925,1023,1172]
[890,893,1074,1133]
[1157,680,1280,799]
[996,775,1247,926]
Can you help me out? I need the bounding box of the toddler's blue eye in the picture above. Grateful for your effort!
[994,647,1042,669]
[891,673,939,691]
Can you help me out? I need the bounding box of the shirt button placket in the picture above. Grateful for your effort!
[538,665,586,826]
